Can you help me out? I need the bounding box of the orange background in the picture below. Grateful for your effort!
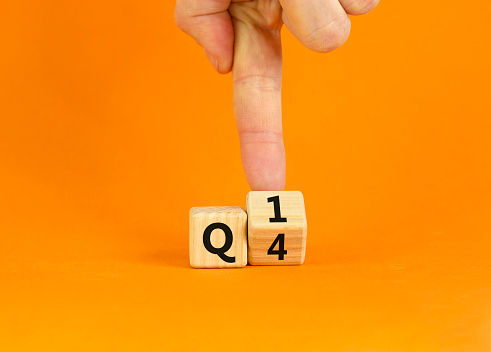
[1,0,491,351]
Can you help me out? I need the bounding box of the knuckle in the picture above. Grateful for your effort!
[304,17,351,53]
[233,74,282,92]
[239,131,284,144]
[344,0,380,15]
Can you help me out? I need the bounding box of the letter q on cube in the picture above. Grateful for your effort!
[189,207,247,268]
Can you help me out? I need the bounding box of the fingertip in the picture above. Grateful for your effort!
[204,48,218,71]
[342,0,380,15]
[204,48,233,74]
[245,164,286,191]
[240,138,286,191]
[217,59,233,74]
[249,175,286,191]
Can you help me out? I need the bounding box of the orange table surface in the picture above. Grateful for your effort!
[1,211,490,351]
[1,0,491,351]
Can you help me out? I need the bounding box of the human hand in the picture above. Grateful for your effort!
[175,0,378,190]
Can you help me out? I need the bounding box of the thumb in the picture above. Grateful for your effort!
[175,0,235,73]
[231,12,285,191]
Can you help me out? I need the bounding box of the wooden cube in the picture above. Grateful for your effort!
[189,207,247,268]
[246,191,307,265]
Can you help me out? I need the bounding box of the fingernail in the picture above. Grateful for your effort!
[204,48,218,72]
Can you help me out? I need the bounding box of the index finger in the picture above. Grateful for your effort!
[230,3,285,191]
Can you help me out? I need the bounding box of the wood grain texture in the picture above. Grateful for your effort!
[189,207,247,268]
[246,191,307,265]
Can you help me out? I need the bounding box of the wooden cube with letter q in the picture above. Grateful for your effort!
[246,191,307,265]
[189,207,247,268]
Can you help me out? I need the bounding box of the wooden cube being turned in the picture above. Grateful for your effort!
[189,207,247,268]
[246,191,307,265]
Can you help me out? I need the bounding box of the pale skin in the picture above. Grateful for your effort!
[175,0,379,191]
